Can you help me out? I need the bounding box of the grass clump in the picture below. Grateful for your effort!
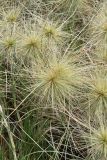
[0,36,16,49]
[0,0,107,160]
[30,55,82,105]
[41,20,68,44]
[4,9,20,23]
[83,69,107,115]
[22,33,42,52]
[84,120,107,160]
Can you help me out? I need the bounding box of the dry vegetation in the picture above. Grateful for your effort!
[0,0,107,160]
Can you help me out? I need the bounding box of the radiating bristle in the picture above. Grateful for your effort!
[0,0,106,160]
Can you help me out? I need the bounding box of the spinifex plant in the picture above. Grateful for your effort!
[84,119,107,160]
[3,8,20,23]
[21,31,43,61]
[84,69,107,116]
[41,20,68,45]
[0,29,20,65]
[0,7,21,29]
[0,36,16,50]
[0,0,107,160]
[22,34,41,51]
[29,55,83,106]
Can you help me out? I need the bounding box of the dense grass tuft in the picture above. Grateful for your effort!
[0,0,107,160]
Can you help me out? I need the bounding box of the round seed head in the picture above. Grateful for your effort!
[88,127,107,159]
[3,8,20,23]
[90,77,107,98]
[85,69,107,114]
[31,56,82,105]
[23,35,41,50]
[42,21,67,42]
[0,37,16,49]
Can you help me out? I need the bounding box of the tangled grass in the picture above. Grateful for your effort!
[0,0,107,160]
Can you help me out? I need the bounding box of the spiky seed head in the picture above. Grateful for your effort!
[3,8,20,23]
[22,35,41,51]
[45,63,71,84]
[44,24,56,37]
[86,69,107,114]
[42,21,66,42]
[88,127,107,159]
[0,37,16,49]
[31,56,82,105]
[90,76,107,98]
